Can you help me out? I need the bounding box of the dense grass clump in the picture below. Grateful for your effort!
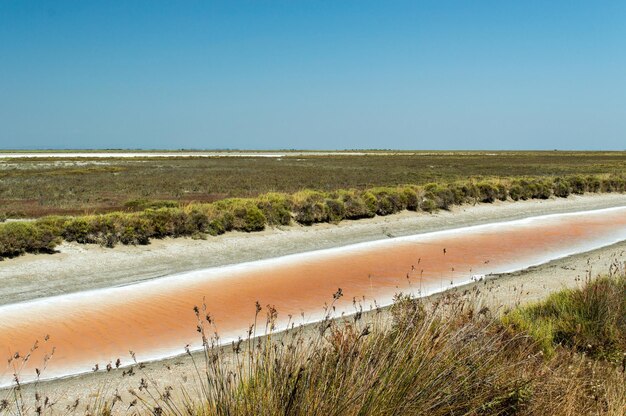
[291,190,332,225]
[0,174,624,260]
[368,187,412,215]
[256,193,293,226]
[212,199,267,232]
[0,221,60,257]
[334,189,376,220]
[503,273,626,361]
[476,181,508,203]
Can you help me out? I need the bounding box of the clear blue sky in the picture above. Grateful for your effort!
[1,1,625,150]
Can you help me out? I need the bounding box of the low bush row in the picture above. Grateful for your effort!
[1,174,624,259]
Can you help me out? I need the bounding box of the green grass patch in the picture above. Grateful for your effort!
[503,274,626,361]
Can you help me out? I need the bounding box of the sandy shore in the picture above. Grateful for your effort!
[1,193,626,414]
[1,193,626,306]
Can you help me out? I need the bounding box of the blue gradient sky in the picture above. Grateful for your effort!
[1,1,625,150]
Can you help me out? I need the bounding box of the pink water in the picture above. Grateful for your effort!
[1,207,625,386]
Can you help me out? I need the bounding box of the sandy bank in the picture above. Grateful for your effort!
[1,193,626,306]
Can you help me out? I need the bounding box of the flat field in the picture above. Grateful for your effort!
[1,150,625,217]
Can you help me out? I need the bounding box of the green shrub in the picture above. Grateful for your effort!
[508,183,528,201]
[503,275,625,360]
[552,178,571,198]
[117,215,153,245]
[361,191,379,215]
[206,218,226,236]
[568,176,587,195]
[529,179,553,199]
[420,198,438,213]
[601,176,626,193]
[336,190,376,219]
[89,215,119,247]
[423,183,455,209]
[401,186,420,211]
[33,222,63,252]
[62,217,95,243]
[35,216,67,234]
[213,199,267,232]
[476,182,499,203]
[585,176,602,192]
[369,187,408,216]
[0,222,60,258]
[140,207,189,238]
[447,183,473,205]
[495,183,508,201]
[324,198,346,223]
[184,206,212,234]
[239,205,266,232]
[511,178,552,200]
[292,190,330,225]
[213,210,235,232]
[256,193,292,226]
